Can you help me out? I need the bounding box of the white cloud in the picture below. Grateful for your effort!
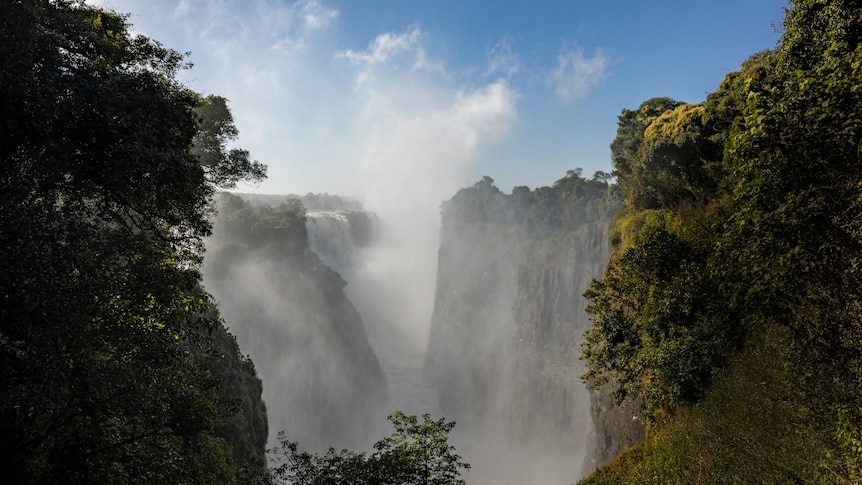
[552,42,610,102]
[299,0,338,32]
[338,26,423,66]
[335,26,444,85]
[164,0,338,53]
[486,37,520,78]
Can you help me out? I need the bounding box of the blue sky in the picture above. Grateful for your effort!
[93,0,787,199]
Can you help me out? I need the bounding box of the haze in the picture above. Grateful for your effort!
[88,1,788,483]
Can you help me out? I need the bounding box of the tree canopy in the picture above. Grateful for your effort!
[442,170,621,235]
[269,412,470,485]
[582,0,862,480]
[0,1,268,483]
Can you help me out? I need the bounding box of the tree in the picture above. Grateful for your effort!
[716,4,862,474]
[193,95,267,189]
[0,1,267,482]
[582,216,741,415]
[270,412,470,485]
[581,68,751,420]
[582,1,862,478]
[610,97,685,209]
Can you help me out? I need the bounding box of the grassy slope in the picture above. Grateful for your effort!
[579,325,831,484]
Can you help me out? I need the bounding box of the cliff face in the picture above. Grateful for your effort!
[425,222,609,449]
[424,175,642,481]
[425,220,520,422]
[202,195,387,452]
[584,382,644,469]
[507,225,611,441]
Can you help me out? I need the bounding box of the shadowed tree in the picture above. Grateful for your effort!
[270,412,470,485]
[0,1,267,483]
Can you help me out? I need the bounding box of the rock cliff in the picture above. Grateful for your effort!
[202,194,387,452]
[424,174,642,480]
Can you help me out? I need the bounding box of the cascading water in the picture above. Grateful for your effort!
[305,212,363,270]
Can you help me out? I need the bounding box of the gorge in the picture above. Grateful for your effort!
[10,1,860,482]
[201,171,638,483]
[202,195,387,452]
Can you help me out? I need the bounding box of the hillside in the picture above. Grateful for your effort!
[580,0,862,481]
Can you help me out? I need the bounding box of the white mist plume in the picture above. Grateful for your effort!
[345,51,517,351]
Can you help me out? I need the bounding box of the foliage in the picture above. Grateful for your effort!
[193,95,267,189]
[610,97,726,211]
[582,0,862,480]
[207,192,309,254]
[269,412,470,485]
[825,406,862,483]
[583,218,741,414]
[723,1,862,478]
[206,318,270,477]
[610,97,685,209]
[441,170,621,236]
[580,326,823,485]
[0,1,267,483]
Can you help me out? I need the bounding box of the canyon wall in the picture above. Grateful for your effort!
[202,195,387,452]
[424,175,643,481]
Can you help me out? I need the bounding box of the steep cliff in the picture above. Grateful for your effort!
[202,194,387,452]
[424,173,641,481]
[584,382,644,470]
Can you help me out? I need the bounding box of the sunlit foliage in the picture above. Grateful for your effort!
[581,0,862,481]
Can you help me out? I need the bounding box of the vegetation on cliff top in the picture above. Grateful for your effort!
[442,169,620,236]
[581,0,862,481]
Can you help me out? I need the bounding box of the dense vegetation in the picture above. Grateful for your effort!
[269,412,469,485]
[580,0,862,481]
[236,192,364,212]
[442,170,620,236]
[0,1,268,483]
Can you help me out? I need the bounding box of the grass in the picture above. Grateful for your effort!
[579,325,831,484]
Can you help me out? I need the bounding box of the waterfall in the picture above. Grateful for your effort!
[305,211,371,270]
[424,220,612,483]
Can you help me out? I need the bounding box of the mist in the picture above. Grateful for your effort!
[200,11,598,485]
[352,80,516,350]
[202,200,387,452]
[199,42,606,481]
[297,176,609,484]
